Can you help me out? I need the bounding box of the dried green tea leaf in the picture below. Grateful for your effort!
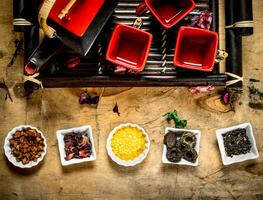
[163,110,187,128]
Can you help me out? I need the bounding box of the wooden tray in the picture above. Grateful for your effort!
[25,0,228,87]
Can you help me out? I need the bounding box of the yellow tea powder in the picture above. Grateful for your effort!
[111,126,146,160]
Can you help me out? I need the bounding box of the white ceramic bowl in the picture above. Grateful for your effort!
[162,127,201,166]
[4,125,47,168]
[56,125,96,166]
[106,123,150,167]
[216,122,259,165]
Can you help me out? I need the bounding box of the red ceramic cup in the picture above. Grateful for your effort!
[174,26,219,72]
[106,24,153,72]
[144,0,196,29]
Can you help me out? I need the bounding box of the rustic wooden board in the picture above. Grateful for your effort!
[0,0,263,199]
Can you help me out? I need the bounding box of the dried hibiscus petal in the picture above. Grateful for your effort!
[79,150,91,158]
[221,92,230,105]
[188,85,215,93]
[79,91,100,105]
[188,10,213,30]
[65,153,74,161]
[63,133,92,161]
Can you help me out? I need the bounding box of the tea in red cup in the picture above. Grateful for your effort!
[174,26,219,72]
[144,0,196,29]
[106,24,153,72]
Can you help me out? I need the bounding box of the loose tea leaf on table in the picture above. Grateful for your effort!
[163,110,187,128]
[0,79,13,102]
[113,103,120,116]
[8,39,23,67]
[248,84,263,110]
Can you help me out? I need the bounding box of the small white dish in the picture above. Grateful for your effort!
[216,122,259,165]
[162,128,201,166]
[106,123,150,167]
[4,125,47,168]
[56,125,96,166]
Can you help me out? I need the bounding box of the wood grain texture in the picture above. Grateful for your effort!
[0,0,263,199]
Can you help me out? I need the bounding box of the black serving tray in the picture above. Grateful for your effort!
[22,0,228,87]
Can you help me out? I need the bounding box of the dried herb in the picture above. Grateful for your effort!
[180,132,196,148]
[113,103,120,116]
[64,132,92,160]
[164,131,177,148]
[249,78,260,83]
[9,128,45,165]
[8,39,23,67]
[164,131,198,163]
[182,148,198,163]
[188,10,213,30]
[79,91,99,105]
[163,110,187,128]
[189,85,215,93]
[221,92,230,104]
[248,84,263,110]
[0,79,13,102]
[13,83,34,98]
[223,128,251,157]
[221,88,242,111]
[167,147,182,163]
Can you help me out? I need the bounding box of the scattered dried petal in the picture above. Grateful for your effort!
[188,85,215,93]
[188,9,213,30]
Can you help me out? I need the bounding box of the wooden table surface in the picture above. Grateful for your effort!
[0,0,263,199]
